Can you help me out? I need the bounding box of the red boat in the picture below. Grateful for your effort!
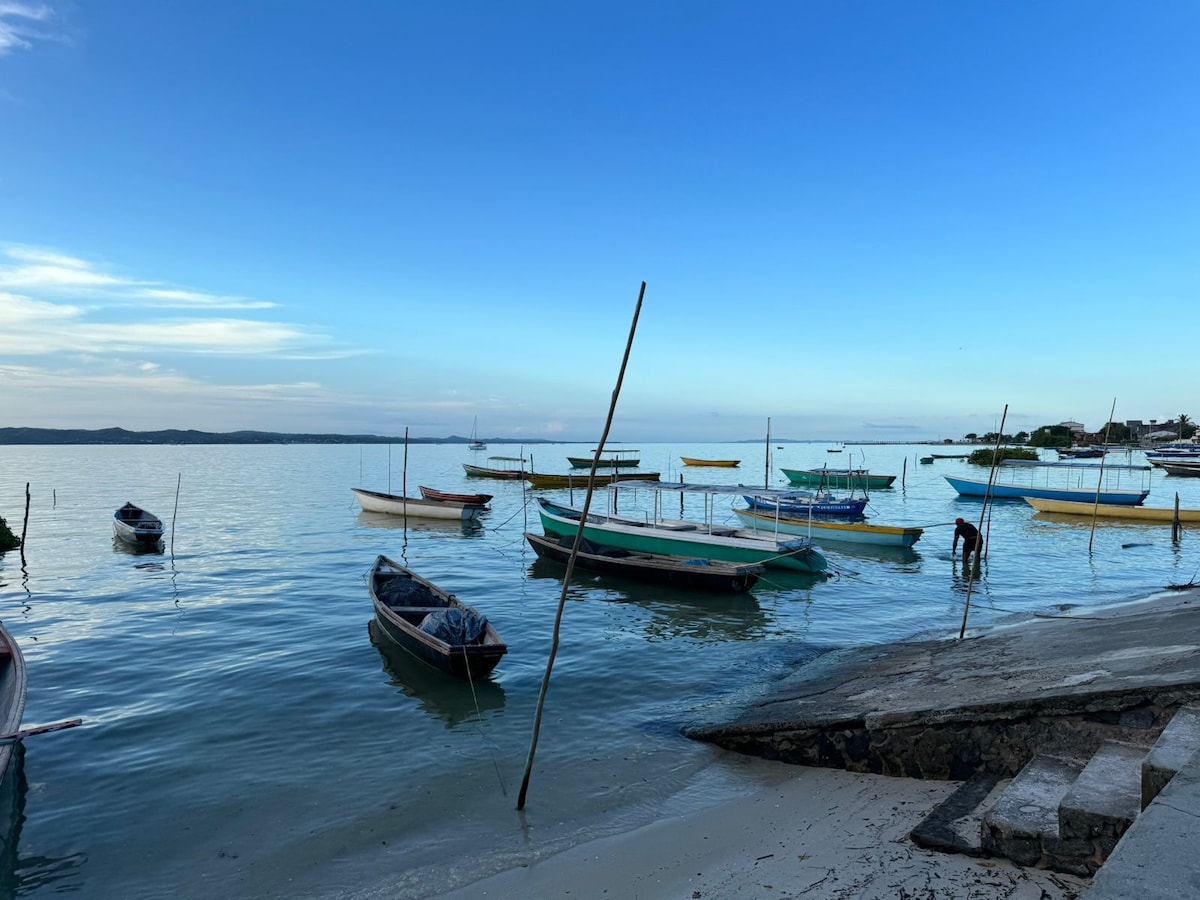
[418,485,494,505]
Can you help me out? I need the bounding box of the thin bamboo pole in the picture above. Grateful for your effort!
[1173,493,1181,543]
[402,427,409,533]
[1088,399,1118,554]
[170,473,181,557]
[517,281,646,811]
[764,418,771,490]
[959,404,1008,639]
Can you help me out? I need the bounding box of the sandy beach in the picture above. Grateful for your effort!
[435,755,1089,899]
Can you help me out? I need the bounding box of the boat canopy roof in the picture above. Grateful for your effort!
[488,456,527,462]
[614,480,813,499]
[1001,460,1151,472]
[583,448,639,455]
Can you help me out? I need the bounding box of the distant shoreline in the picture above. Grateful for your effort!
[0,427,559,446]
[0,428,980,447]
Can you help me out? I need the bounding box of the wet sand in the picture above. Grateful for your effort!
[435,756,1088,899]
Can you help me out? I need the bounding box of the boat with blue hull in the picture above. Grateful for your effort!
[944,460,1151,506]
[742,492,869,517]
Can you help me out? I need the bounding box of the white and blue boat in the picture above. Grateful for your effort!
[944,460,1151,506]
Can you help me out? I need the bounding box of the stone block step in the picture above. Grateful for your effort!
[1142,704,1200,808]
[982,755,1092,875]
[910,772,1006,856]
[1059,741,1144,871]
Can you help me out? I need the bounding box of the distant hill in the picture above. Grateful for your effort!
[0,428,557,446]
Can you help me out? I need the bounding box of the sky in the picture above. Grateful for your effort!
[2,2,1197,443]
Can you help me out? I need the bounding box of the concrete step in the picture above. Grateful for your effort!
[982,755,1094,875]
[1142,704,1200,807]
[909,772,1006,856]
[1059,741,1144,872]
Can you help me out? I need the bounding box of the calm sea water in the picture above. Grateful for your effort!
[0,441,1197,898]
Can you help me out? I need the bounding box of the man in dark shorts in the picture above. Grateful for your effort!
[952,517,979,564]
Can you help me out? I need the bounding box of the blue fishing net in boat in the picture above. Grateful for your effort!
[420,607,489,646]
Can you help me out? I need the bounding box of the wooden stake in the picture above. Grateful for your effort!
[518,281,646,811]
[960,404,1008,639]
[1089,398,1118,554]
[20,482,29,564]
[1173,492,1181,543]
[171,473,181,557]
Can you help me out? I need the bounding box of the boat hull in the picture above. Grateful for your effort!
[743,495,869,517]
[524,532,762,592]
[943,475,1149,506]
[525,471,660,489]
[462,463,525,479]
[352,488,486,520]
[680,457,740,468]
[781,468,897,490]
[1024,497,1200,521]
[418,486,493,505]
[0,623,27,785]
[535,499,827,573]
[566,456,641,469]
[733,508,923,547]
[369,556,506,680]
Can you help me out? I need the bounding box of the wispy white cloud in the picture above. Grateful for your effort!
[0,2,55,57]
[0,244,277,309]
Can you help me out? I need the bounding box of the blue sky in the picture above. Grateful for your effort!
[2,2,1197,442]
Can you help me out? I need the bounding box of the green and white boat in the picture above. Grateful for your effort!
[535,496,828,574]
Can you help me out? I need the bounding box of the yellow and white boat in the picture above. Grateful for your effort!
[1024,497,1200,522]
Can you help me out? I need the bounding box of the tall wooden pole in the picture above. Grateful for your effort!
[960,404,1008,639]
[518,282,646,811]
[1088,398,1118,554]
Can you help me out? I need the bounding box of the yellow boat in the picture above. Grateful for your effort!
[1024,497,1200,522]
[680,457,740,467]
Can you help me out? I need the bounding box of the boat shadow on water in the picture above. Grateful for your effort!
[0,745,87,895]
[367,620,506,728]
[110,536,164,556]
[527,559,772,643]
[354,511,485,538]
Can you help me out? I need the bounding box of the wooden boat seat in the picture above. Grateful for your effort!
[388,605,451,614]
[653,522,697,531]
[707,527,739,536]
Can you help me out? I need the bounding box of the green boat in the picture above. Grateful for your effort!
[566,449,641,469]
[535,497,828,573]
[780,467,897,490]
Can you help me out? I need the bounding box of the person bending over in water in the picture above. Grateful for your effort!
[952,517,979,565]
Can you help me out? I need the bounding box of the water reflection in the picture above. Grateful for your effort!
[354,511,485,538]
[110,536,164,556]
[528,559,770,642]
[367,619,506,728]
[0,745,87,895]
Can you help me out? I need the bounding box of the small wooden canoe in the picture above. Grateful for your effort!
[680,457,740,467]
[0,622,27,785]
[112,502,164,547]
[524,532,762,593]
[418,486,493,505]
[566,454,641,469]
[352,488,487,521]
[1024,497,1200,521]
[525,471,661,489]
[368,555,506,680]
